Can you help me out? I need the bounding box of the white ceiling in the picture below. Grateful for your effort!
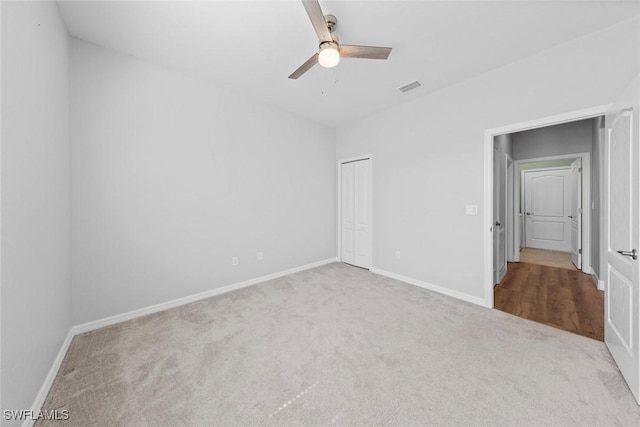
[57,1,640,127]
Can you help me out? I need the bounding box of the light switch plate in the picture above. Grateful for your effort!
[465,205,478,215]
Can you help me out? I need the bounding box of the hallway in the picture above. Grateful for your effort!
[494,262,604,341]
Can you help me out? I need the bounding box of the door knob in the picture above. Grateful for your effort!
[617,249,638,260]
[495,221,501,227]
[526,212,533,216]
[568,215,573,219]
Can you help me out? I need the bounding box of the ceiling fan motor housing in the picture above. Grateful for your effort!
[325,14,337,32]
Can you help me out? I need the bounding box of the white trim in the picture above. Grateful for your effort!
[592,270,605,291]
[484,104,610,308]
[24,257,338,424]
[487,105,611,137]
[506,154,516,262]
[337,154,373,269]
[22,330,75,427]
[597,121,608,296]
[371,267,488,308]
[73,257,338,334]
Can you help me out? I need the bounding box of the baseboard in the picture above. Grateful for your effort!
[27,257,338,424]
[591,271,605,291]
[73,257,338,335]
[22,329,75,427]
[370,267,487,307]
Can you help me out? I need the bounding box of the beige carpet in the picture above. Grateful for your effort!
[39,263,640,426]
[520,248,578,270]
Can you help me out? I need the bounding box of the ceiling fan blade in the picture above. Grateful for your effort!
[288,53,319,79]
[339,45,392,60]
[302,0,333,43]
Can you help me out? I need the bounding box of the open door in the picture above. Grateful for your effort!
[493,143,507,284]
[570,158,582,269]
[341,159,371,269]
[604,75,640,404]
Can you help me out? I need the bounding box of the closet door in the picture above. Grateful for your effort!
[341,162,356,265]
[341,159,371,269]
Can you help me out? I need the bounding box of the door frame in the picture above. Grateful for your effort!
[515,155,590,269]
[337,154,373,268]
[483,105,609,308]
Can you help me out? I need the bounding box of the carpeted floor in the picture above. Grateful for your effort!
[39,263,640,426]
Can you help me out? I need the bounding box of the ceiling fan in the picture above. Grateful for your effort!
[288,0,392,79]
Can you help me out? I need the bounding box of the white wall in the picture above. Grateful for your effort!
[512,118,593,160]
[70,39,336,325]
[1,1,71,422]
[335,17,640,302]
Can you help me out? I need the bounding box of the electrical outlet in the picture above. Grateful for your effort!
[257,252,263,261]
[465,205,478,215]
[232,257,239,266]
[395,250,401,260]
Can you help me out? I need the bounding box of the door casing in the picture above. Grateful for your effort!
[570,158,583,269]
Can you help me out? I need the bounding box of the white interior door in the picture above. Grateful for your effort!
[493,145,507,283]
[341,159,371,269]
[524,168,572,252]
[506,155,515,262]
[341,162,355,265]
[604,76,640,404]
[570,158,582,268]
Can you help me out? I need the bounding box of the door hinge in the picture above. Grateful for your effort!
[578,248,582,254]
[579,167,582,173]
[578,208,583,214]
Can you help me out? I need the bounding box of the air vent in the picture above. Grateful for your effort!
[398,81,421,93]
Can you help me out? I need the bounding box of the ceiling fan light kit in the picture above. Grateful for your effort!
[318,41,340,68]
[289,0,392,79]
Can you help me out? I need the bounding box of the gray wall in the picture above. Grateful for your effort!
[591,116,604,278]
[70,39,336,324]
[1,1,71,422]
[512,119,593,160]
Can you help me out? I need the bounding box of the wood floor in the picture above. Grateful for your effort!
[495,262,604,341]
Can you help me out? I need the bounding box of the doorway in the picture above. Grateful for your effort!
[339,156,372,269]
[487,112,605,341]
[485,108,606,308]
